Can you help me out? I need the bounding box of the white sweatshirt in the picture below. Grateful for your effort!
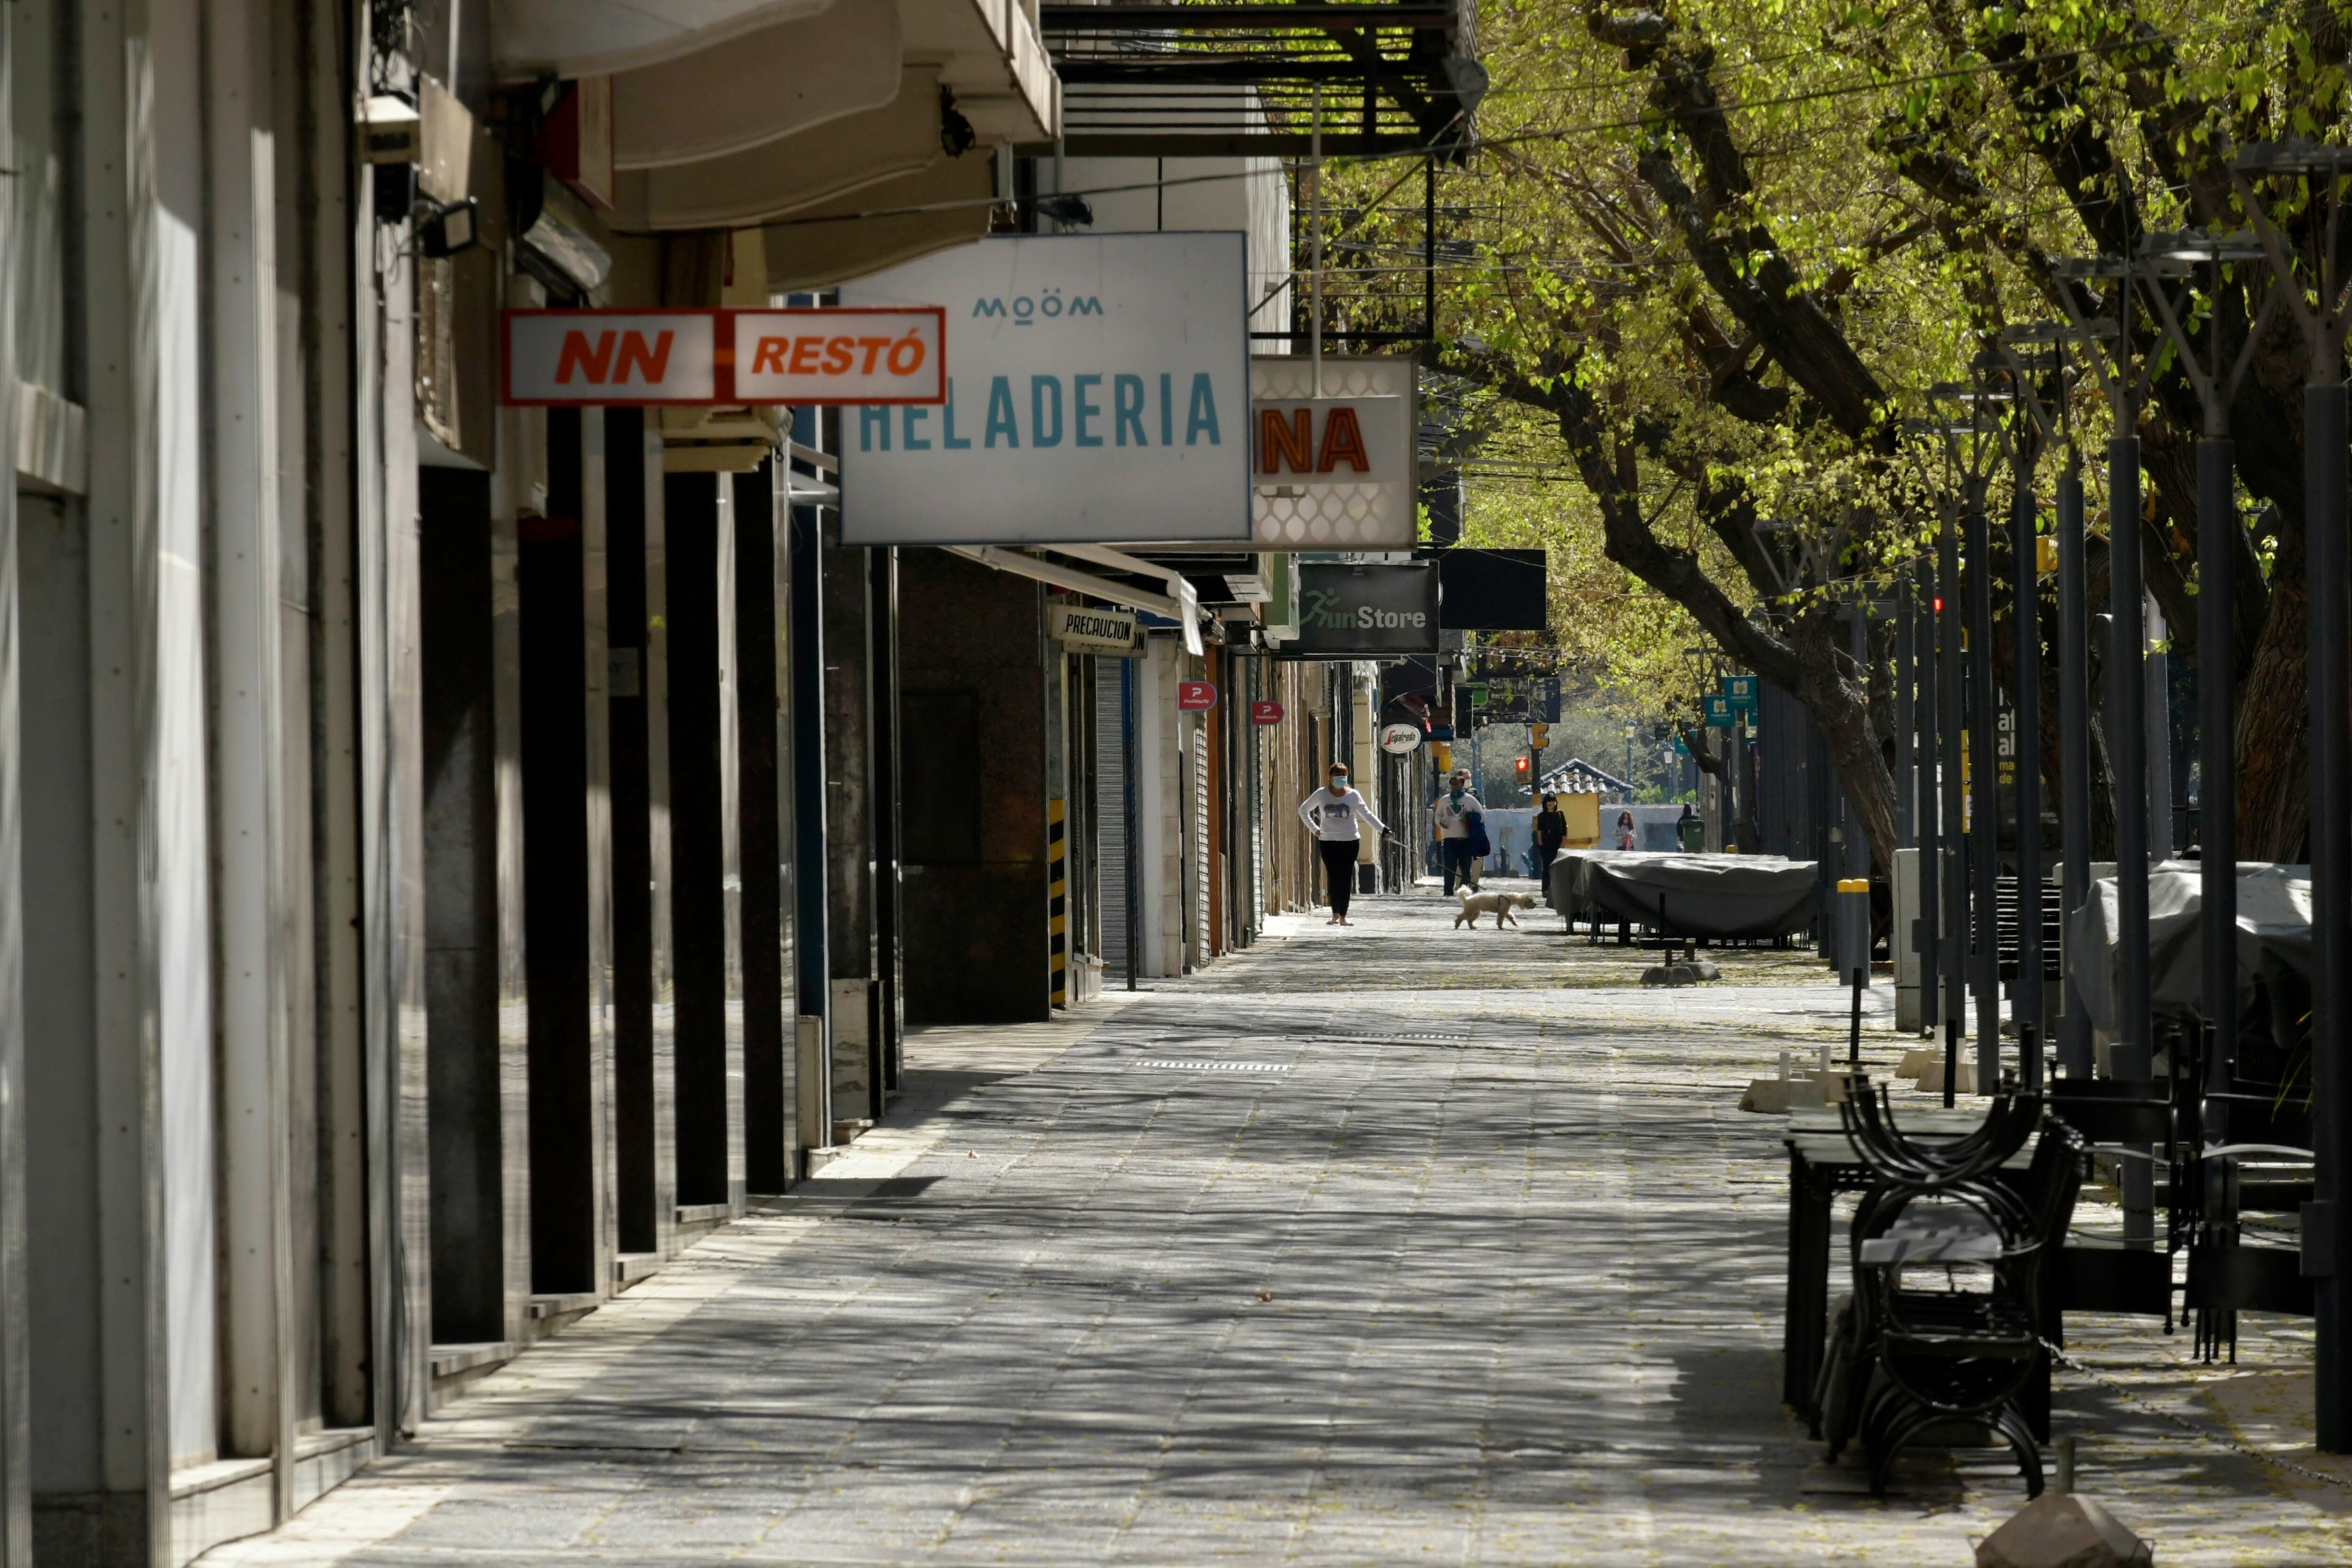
[1432,791,1484,840]
[1297,786,1386,843]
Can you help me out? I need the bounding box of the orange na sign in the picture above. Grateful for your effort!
[502,307,946,407]
[1251,395,1409,486]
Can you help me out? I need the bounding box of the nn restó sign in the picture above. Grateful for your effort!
[1276,562,1440,659]
[836,233,1251,547]
[501,307,946,406]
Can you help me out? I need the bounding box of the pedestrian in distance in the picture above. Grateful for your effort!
[1615,808,1637,852]
[1533,792,1567,893]
[1677,801,1705,852]
[1297,762,1387,926]
[1432,769,1485,895]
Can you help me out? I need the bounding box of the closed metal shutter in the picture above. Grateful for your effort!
[1096,661,1128,975]
[1192,714,1209,966]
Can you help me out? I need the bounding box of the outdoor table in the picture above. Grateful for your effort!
[1781,1105,2033,1422]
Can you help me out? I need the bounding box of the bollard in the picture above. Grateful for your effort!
[2055,1434,2075,1495]
[1837,877,1870,1067]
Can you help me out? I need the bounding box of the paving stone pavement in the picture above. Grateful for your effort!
[211,883,2350,1566]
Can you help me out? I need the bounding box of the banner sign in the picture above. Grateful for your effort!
[838,233,1251,546]
[1177,681,1219,712]
[502,307,946,407]
[1048,603,1138,654]
[1273,563,1440,659]
[1251,356,1417,548]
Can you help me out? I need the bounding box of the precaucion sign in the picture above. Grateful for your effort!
[502,307,946,406]
[1047,603,1138,654]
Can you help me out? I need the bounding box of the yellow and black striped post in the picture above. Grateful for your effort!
[1049,797,1068,1006]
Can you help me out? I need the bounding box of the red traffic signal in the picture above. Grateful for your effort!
[1514,756,1530,775]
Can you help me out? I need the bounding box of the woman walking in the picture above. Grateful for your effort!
[1297,762,1387,926]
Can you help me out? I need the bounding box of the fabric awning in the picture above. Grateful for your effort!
[491,0,836,79]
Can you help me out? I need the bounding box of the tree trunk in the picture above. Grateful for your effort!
[2239,528,2310,860]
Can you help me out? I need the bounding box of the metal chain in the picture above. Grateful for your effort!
[2040,1336,2352,1493]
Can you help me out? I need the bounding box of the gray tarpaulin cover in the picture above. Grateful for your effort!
[1548,851,1822,939]
[2065,862,2311,1034]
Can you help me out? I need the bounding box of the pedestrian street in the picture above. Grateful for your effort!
[206,888,2348,1567]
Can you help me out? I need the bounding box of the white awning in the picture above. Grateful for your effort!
[491,0,837,79]
[611,67,944,231]
[610,5,901,170]
[763,155,993,292]
[945,546,1207,656]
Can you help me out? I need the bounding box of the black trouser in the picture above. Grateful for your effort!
[1319,838,1359,917]
[1534,844,1560,898]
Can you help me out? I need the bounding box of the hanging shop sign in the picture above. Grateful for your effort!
[1250,356,1417,548]
[1048,602,1139,654]
[1378,722,1423,756]
[837,233,1251,546]
[1704,694,1734,727]
[1721,673,1760,717]
[501,307,946,406]
[1177,681,1219,712]
[1249,699,1284,725]
[1272,562,1440,659]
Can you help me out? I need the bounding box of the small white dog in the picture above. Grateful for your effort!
[1454,886,1542,930]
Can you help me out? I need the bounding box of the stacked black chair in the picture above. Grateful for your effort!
[1815,1070,2087,1497]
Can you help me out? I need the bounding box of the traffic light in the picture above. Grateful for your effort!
[1530,723,1550,750]
[1514,756,1530,777]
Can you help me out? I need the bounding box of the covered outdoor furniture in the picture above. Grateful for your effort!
[1548,851,1820,939]
[2063,861,2309,1032]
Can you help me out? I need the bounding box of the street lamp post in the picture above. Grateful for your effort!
[2232,140,2352,1452]
[1985,344,2066,1090]
[2135,226,2279,1358]
[2004,320,2102,1077]
[1915,554,1942,1044]
[2055,253,2159,1247]
[1924,392,2009,1095]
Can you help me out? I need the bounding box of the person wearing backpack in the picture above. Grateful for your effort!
[1432,769,1486,895]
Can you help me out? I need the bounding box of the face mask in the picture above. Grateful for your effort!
[1329,778,1347,791]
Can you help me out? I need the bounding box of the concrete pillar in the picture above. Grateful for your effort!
[517,412,612,1299]
[897,552,1049,1022]
[665,474,744,1211]
[204,0,298,1502]
[823,541,873,1124]
[607,412,677,1260]
[869,552,903,1101]
[421,469,519,1350]
[23,2,193,1552]
[0,0,29,1559]
[735,464,793,1191]
[786,495,832,1162]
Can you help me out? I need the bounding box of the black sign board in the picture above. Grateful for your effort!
[1276,562,1440,658]
[1429,548,1547,631]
